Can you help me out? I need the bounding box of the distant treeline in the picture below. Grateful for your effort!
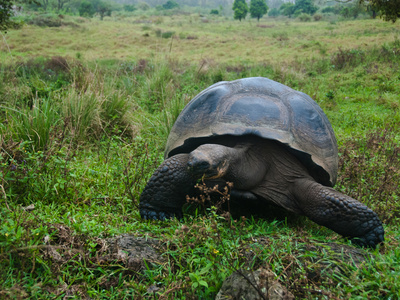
[17,0,377,21]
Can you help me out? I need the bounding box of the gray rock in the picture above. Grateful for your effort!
[104,234,166,272]
[216,268,294,300]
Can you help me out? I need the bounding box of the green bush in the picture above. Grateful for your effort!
[298,13,312,22]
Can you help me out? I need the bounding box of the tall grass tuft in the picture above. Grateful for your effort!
[61,88,101,140]
[160,92,188,137]
[62,64,136,140]
[5,99,60,151]
[138,60,176,113]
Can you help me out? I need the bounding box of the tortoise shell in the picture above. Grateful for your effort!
[165,77,338,187]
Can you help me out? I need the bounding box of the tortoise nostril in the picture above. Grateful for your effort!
[188,158,210,171]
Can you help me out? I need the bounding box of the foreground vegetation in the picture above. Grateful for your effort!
[1,16,400,298]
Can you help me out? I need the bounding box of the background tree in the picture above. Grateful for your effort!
[79,0,95,17]
[40,0,48,10]
[280,2,295,17]
[358,0,400,22]
[1,0,37,31]
[294,0,318,15]
[0,0,14,31]
[250,0,268,21]
[97,1,111,20]
[340,2,364,19]
[56,0,69,11]
[123,4,136,12]
[137,2,150,10]
[232,0,248,21]
[162,0,179,9]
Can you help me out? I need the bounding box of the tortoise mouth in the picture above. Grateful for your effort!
[202,159,229,180]
[187,158,229,180]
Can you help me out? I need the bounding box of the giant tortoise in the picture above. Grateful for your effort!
[139,77,384,248]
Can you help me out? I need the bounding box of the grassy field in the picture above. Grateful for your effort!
[3,14,400,63]
[1,13,400,299]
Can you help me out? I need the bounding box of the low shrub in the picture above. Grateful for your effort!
[313,13,323,21]
[154,28,175,38]
[331,48,365,70]
[298,13,312,22]
[161,31,175,38]
[25,14,62,27]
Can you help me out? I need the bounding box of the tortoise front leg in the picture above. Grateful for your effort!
[140,154,196,220]
[293,179,384,248]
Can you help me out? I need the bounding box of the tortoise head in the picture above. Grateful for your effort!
[187,144,233,179]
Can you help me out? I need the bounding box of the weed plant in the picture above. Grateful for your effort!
[0,18,400,298]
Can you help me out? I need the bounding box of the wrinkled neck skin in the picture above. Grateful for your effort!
[237,141,313,213]
[222,143,271,190]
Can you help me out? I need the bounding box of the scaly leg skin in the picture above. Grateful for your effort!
[294,179,384,248]
[139,154,195,220]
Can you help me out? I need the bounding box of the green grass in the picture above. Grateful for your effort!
[0,14,400,299]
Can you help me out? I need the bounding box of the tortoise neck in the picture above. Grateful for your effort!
[223,143,269,190]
